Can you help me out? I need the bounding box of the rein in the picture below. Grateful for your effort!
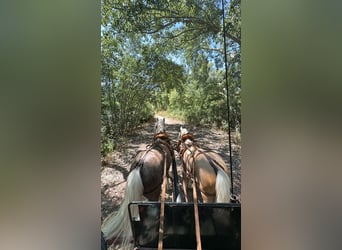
[178,134,240,204]
[131,132,179,200]
[132,133,172,170]
[158,150,168,250]
[192,163,202,250]
[155,132,180,201]
[178,136,226,177]
[178,135,202,250]
[154,133,179,201]
[179,142,215,199]
[154,132,174,158]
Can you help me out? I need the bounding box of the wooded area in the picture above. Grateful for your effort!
[101,0,241,155]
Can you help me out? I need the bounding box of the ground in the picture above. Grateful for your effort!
[101,115,241,248]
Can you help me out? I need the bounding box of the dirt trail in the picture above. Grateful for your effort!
[101,115,241,222]
[154,115,185,125]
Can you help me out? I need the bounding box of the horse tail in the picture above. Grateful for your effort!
[101,167,144,248]
[215,167,231,202]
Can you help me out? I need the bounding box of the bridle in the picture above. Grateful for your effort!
[177,133,195,158]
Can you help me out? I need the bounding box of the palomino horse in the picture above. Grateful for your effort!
[101,117,175,248]
[177,127,232,203]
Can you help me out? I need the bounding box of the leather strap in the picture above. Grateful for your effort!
[158,151,168,250]
[192,167,202,250]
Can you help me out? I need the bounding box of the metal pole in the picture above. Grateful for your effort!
[221,0,234,194]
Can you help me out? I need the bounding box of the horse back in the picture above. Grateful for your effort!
[202,151,230,177]
[193,152,217,191]
[133,145,172,201]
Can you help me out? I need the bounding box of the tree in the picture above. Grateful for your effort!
[101,0,241,155]
[105,0,240,45]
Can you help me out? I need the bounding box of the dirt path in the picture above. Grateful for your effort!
[154,114,185,125]
[101,115,241,224]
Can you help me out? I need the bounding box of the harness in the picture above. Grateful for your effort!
[178,134,227,198]
[178,133,240,204]
[154,132,175,159]
[131,132,174,196]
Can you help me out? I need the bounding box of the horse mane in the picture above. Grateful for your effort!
[181,133,194,142]
[184,138,193,147]
[153,132,174,158]
[154,132,170,140]
[176,132,196,154]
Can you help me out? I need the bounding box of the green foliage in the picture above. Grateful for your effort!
[101,137,114,156]
[101,0,241,155]
[167,51,240,130]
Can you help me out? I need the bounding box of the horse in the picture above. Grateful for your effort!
[176,126,232,203]
[101,117,175,249]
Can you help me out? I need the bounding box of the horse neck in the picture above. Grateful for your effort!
[154,132,169,141]
[153,136,173,157]
[181,142,198,159]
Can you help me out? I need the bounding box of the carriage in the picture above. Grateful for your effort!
[128,201,240,250]
[101,118,241,250]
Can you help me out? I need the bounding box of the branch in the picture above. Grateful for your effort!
[180,31,203,43]
[167,27,201,39]
[225,33,240,45]
[112,2,241,45]
[199,46,224,54]
[140,20,179,34]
